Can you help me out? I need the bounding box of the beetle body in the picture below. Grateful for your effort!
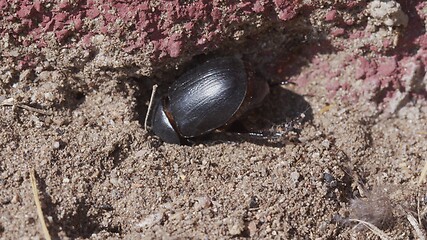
[151,57,269,144]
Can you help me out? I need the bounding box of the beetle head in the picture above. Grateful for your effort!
[151,99,182,144]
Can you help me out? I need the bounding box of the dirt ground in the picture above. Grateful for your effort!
[1,67,427,239]
[1,1,427,239]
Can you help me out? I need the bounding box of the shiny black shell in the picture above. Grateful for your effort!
[151,98,181,144]
[167,57,247,137]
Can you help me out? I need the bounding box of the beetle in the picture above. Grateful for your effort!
[150,56,270,144]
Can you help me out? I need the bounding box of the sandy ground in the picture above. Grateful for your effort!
[1,0,427,239]
[1,69,427,239]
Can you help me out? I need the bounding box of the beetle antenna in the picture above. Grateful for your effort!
[144,84,158,131]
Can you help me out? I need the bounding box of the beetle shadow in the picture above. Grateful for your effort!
[192,86,313,147]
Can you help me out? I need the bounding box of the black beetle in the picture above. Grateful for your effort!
[150,57,270,144]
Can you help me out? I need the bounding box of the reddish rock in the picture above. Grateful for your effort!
[0,0,426,108]
[377,57,397,77]
[330,27,345,37]
[325,10,337,21]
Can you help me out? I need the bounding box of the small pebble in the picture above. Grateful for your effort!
[11,194,20,204]
[248,221,257,236]
[321,139,330,149]
[44,92,54,101]
[228,219,245,236]
[194,196,212,210]
[137,213,163,228]
[290,171,300,182]
[323,173,338,188]
[53,141,60,149]
[110,176,119,186]
[323,173,335,183]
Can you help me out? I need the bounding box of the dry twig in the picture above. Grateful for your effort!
[419,158,427,185]
[30,169,52,240]
[398,204,427,240]
[349,219,391,240]
[319,104,334,114]
[144,84,158,131]
[0,97,52,115]
[406,212,426,240]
